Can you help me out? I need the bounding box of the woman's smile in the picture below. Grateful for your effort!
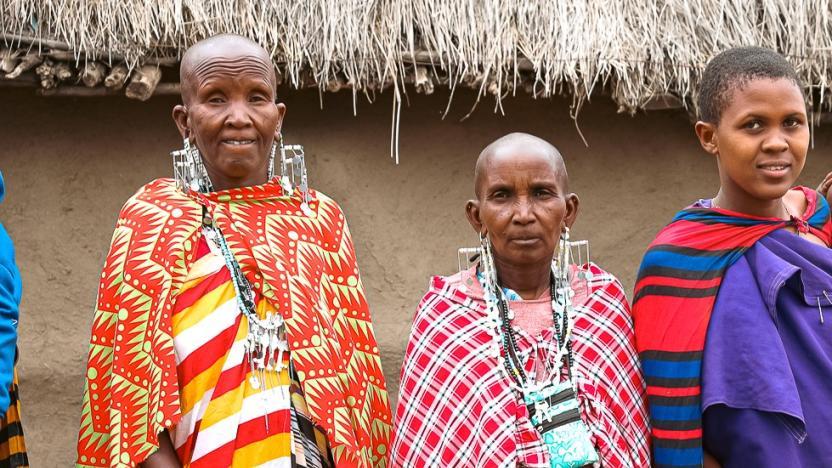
[756,160,792,179]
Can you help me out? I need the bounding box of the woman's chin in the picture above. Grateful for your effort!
[746,174,799,199]
[498,249,553,268]
[212,159,267,181]
[752,184,794,203]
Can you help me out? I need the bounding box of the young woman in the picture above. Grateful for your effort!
[634,47,832,468]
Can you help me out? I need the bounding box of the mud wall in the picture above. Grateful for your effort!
[0,87,829,465]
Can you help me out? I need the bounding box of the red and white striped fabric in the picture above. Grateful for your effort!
[171,237,296,467]
[390,264,650,467]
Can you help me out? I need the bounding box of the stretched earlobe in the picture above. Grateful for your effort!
[465,199,484,234]
[172,104,191,141]
[563,193,580,229]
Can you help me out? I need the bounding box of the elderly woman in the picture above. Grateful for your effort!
[390,133,650,467]
[76,35,391,467]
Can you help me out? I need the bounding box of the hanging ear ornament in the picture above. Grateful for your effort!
[190,139,213,192]
[171,137,213,193]
[277,133,313,216]
[267,141,277,181]
[480,232,493,281]
[560,225,593,283]
[171,138,192,192]
[558,227,570,278]
[279,135,292,195]
[296,153,313,217]
[278,134,293,195]
[553,226,575,301]
[479,231,503,316]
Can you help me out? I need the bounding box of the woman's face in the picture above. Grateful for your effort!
[466,150,579,269]
[696,78,809,208]
[173,53,285,191]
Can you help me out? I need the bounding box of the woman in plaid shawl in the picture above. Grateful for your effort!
[391,133,650,467]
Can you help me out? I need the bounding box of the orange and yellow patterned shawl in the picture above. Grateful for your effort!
[76,178,391,467]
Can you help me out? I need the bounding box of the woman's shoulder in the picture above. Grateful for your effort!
[578,263,626,296]
[426,267,484,301]
[309,189,343,211]
[115,178,199,224]
[125,178,182,204]
[412,270,480,323]
[574,263,631,319]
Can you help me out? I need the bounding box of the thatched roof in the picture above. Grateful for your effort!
[2,1,831,116]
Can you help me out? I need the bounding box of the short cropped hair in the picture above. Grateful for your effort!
[697,46,803,123]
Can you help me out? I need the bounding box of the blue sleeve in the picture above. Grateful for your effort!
[704,404,802,468]
[0,223,21,417]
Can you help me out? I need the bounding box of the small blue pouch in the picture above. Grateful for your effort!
[524,380,599,468]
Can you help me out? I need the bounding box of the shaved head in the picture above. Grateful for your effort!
[474,132,568,198]
[172,33,286,191]
[180,34,276,104]
[465,132,579,274]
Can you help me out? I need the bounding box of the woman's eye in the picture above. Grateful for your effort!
[744,120,762,130]
[208,96,225,104]
[784,118,802,128]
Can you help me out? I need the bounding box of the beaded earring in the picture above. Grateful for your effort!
[479,231,498,301]
[556,226,571,285]
[278,134,292,194]
[278,135,313,216]
[267,141,277,181]
[171,137,213,192]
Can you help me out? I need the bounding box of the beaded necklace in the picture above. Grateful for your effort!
[180,151,291,432]
[201,215,288,432]
[479,236,601,467]
[491,271,574,388]
[202,220,288,387]
[192,169,289,395]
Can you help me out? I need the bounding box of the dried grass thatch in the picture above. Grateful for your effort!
[2,0,832,115]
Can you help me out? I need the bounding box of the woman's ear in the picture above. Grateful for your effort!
[465,199,484,235]
[274,103,287,139]
[563,193,580,229]
[695,121,719,155]
[172,105,189,140]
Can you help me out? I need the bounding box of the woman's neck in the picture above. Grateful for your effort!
[208,173,269,192]
[494,256,553,300]
[713,186,789,219]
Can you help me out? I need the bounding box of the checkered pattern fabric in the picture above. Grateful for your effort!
[391,264,650,467]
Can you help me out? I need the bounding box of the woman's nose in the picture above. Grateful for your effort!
[513,198,535,224]
[761,130,789,153]
[224,101,253,127]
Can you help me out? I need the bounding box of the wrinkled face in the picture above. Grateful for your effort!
[705,78,809,203]
[467,150,578,268]
[174,51,285,190]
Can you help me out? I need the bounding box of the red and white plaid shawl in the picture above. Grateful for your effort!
[391,264,650,467]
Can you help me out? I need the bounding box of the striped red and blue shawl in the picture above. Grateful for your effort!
[633,186,832,468]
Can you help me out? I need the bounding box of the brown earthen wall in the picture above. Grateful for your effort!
[0,88,829,465]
